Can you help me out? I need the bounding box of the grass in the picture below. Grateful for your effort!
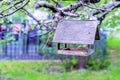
[0,49,120,80]
[0,36,120,80]
[107,36,120,50]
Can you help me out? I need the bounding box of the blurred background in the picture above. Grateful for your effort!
[0,0,120,80]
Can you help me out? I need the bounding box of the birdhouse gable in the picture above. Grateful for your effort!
[53,20,99,44]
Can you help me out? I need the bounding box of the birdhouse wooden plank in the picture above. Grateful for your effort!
[53,20,99,44]
[53,20,99,56]
[58,48,88,56]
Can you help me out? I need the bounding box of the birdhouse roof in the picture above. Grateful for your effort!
[53,20,99,44]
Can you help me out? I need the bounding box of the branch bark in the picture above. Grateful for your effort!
[0,0,30,18]
[1,0,120,26]
[51,0,63,8]
[59,2,82,12]
[35,1,120,24]
[35,1,59,13]
[35,1,82,18]
[21,8,40,25]
[92,1,120,23]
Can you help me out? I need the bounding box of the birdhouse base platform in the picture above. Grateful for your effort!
[58,48,90,56]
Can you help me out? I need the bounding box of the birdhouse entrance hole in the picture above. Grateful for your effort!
[53,20,99,56]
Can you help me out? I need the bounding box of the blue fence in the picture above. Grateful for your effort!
[0,23,43,60]
[91,29,107,58]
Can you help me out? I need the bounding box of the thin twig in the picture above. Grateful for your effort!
[51,0,63,8]
[0,0,30,18]
[21,8,40,25]
[0,0,24,14]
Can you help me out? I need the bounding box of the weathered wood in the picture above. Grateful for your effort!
[58,48,91,56]
[53,20,99,44]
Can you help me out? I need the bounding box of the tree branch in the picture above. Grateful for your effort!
[92,2,120,15]
[51,0,63,8]
[35,1,59,13]
[35,1,82,18]
[0,0,24,14]
[62,12,79,17]
[21,8,40,25]
[61,2,82,12]
[92,1,120,23]
[1,0,120,27]
[0,0,30,18]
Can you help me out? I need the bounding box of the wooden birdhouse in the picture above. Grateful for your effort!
[53,20,100,56]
